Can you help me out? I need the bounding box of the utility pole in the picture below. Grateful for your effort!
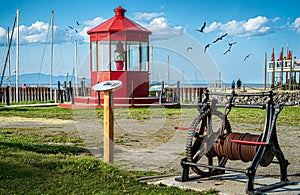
[50,10,54,100]
[264,52,267,90]
[74,39,78,97]
[15,9,19,102]
[167,55,170,86]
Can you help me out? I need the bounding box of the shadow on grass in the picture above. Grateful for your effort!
[0,141,85,154]
[0,161,46,180]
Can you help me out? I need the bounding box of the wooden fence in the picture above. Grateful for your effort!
[0,86,57,104]
[0,84,91,105]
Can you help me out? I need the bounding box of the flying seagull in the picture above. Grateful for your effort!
[196,22,206,33]
[227,41,236,47]
[204,44,211,52]
[213,33,228,43]
[221,33,228,38]
[223,41,236,55]
[244,53,253,61]
[68,25,78,33]
[223,48,231,55]
[186,47,193,52]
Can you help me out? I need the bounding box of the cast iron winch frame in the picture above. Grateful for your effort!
[176,89,296,194]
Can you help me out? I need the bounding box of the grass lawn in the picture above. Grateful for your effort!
[0,105,299,194]
[0,106,217,194]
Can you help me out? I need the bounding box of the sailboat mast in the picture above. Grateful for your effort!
[7,27,11,88]
[50,10,54,100]
[15,9,19,102]
[7,27,12,103]
[167,55,170,86]
[74,39,78,97]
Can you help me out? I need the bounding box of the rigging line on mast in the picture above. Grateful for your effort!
[0,15,17,87]
[54,25,67,75]
[36,13,51,86]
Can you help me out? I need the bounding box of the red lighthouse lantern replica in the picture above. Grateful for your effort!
[114,41,125,70]
[87,6,152,103]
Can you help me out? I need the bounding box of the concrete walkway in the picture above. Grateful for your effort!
[140,172,300,195]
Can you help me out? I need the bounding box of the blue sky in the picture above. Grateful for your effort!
[1,0,300,84]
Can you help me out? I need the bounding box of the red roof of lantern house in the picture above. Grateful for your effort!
[87,6,151,41]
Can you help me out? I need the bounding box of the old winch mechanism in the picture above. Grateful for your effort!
[176,89,296,194]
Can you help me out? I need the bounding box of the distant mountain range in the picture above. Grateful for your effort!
[0,73,90,87]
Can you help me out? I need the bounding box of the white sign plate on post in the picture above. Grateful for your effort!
[92,80,122,92]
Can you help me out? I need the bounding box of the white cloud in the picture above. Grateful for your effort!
[221,20,245,35]
[208,16,272,38]
[28,21,49,31]
[134,12,164,21]
[75,17,107,43]
[243,16,268,31]
[0,27,6,38]
[83,17,106,27]
[0,14,184,44]
[149,17,168,28]
[0,21,57,44]
[18,21,52,43]
[272,17,280,23]
[142,17,185,40]
[292,17,300,33]
[79,26,91,43]
[205,21,221,33]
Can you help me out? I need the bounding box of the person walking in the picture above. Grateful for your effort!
[231,80,235,89]
[237,78,241,89]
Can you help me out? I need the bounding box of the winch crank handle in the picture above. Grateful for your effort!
[225,89,235,115]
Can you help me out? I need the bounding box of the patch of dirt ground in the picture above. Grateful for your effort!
[0,115,299,183]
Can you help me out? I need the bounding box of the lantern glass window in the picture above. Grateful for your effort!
[111,40,125,71]
[141,42,148,71]
[98,40,109,71]
[127,41,140,71]
[91,41,97,71]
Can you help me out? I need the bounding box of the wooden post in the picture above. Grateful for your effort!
[131,80,134,106]
[103,91,114,163]
[6,86,10,105]
[92,80,122,164]
[176,81,180,103]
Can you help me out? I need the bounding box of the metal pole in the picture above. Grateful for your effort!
[289,51,292,90]
[271,48,275,88]
[159,81,164,104]
[69,81,74,104]
[167,55,170,86]
[280,47,283,90]
[264,52,267,90]
[15,9,19,102]
[74,40,78,97]
[97,91,101,105]
[50,10,54,100]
